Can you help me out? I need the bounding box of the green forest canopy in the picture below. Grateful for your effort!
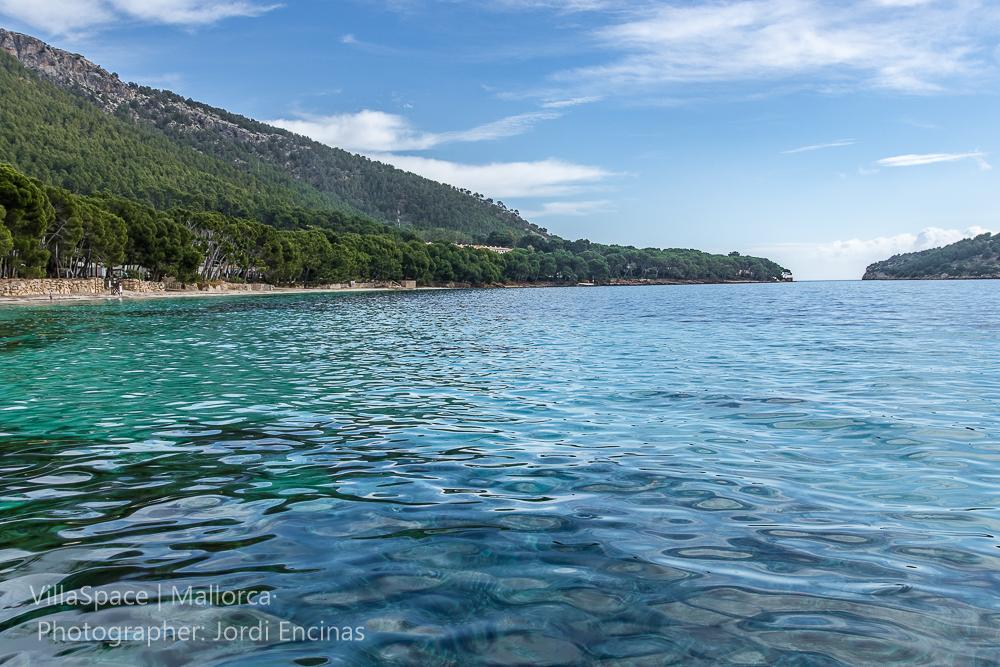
[0,162,789,285]
[0,44,788,286]
[0,44,538,242]
[864,232,1000,279]
[0,48,348,224]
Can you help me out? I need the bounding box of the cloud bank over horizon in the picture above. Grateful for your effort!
[751,226,997,281]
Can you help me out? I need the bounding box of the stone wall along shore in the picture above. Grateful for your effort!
[163,280,274,293]
[121,279,166,293]
[0,278,165,297]
[2,278,418,298]
[0,278,105,297]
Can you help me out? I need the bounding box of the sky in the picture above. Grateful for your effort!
[1,0,999,279]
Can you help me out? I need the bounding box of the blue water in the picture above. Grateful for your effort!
[0,282,997,665]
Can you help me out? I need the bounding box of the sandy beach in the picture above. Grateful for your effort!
[0,285,444,306]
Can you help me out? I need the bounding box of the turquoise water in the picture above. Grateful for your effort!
[0,282,997,665]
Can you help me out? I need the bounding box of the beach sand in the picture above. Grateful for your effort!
[0,286,441,306]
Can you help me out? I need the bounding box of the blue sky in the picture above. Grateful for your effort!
[2,0,999,279]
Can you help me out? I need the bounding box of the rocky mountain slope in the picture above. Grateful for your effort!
[0,45,351,222]
[0,28,541,241]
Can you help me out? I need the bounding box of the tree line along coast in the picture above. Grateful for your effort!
[0,162,791,288]
[0,31,792,290]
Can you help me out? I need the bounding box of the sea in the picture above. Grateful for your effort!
[0,281,997,665]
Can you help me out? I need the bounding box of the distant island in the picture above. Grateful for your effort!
[0,28,790,288]
[863,233,1000,280]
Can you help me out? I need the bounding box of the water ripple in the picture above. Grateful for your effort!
[0,281,998,664]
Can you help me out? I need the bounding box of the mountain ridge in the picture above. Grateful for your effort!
[0,27,541,242]
[0,27,791,286]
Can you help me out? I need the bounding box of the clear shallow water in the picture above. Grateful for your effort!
[0,282,997,666]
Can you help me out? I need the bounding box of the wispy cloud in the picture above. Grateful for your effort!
[128,71,184,89]
[0,0,279,34]
[268,108,611,199]
[520,199,614,217]
[268,109,559,153]
[488,0,618,11]
[782,139,856,154]
[442,111,561,143]
[0,0,112,33]
[876,151,992,170]
[550,0,1000,98]
[380,0,618,16]
[541,96,602,109]
[371,155,614,199]
[873,0,934,6]
[337,32,406,56]
[751,226,997,280]
[110,0,279,25]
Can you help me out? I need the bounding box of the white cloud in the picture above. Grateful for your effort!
[0,0,112,33]
[541,96,602,108]
[382,0,617,15]
[873,0,933,6]
[750,226,997,280]
[268,105,611,201]
[876,151,992,170]
[336,32,405,56]
[0,0,278,33]
[371,154,613,198]
[520,199,614,217]
[556,0,999,96]
[268,109,559,153]
[442,111,561,143]
[782,138,856,154]
[109,0,278,25]
[485,0,616,11]
[270,110,428,152]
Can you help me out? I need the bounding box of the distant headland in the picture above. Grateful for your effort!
[863,232,999,280]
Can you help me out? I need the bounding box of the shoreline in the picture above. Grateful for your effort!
[0,279,790,307]
[862,275,1000,281]
[0,285,444,306]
